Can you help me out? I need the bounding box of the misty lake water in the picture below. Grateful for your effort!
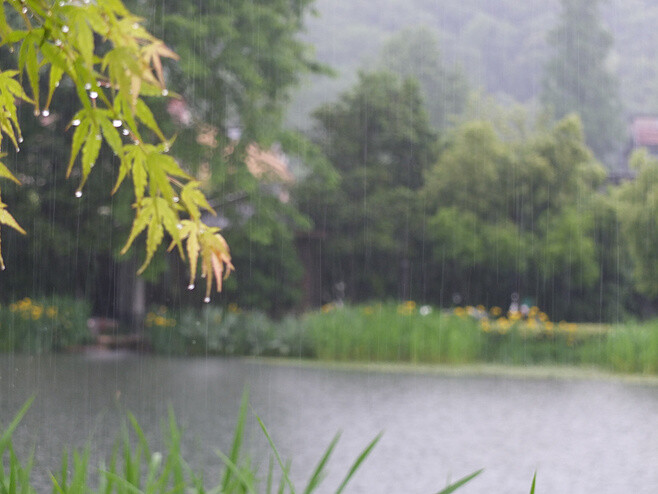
[1,353,657,493]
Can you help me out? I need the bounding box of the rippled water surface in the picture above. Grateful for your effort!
[1,353,657,493]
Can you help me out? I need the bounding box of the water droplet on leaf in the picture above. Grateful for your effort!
[84,83,92,90]
[122,129,130,136]
[41,110,50,117]
[18,137,24,143]
[72,119,81,126]
[173,196,179,203]
[21,7,27,13]
[112,119,122,127]
[54,39,62,46]
[187,284,195,290]
[162,89,169,96]
[89,91,98,99]
[204,297,211,303]
[75,191,82,198]
[62,25,69,33]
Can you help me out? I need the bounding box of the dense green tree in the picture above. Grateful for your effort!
[423,114,612,319]
[541,0,624,166]
[376,26,468,129]
[307,71,437,302]
[618,150,658,299]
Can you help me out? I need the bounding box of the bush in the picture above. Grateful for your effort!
[0,296,91,353]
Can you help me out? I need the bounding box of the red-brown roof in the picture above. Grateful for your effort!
[631,116,658,146]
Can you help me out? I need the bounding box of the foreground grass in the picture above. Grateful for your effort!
[0,396,486,494]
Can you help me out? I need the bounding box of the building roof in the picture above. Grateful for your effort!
[630,116,658,147]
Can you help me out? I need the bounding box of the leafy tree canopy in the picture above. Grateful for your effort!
[0,0,231,300]
[541,0,624,166]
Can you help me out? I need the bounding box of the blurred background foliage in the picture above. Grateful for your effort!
[2,0,658,324]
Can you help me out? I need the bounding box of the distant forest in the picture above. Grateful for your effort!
[289,0,658,133]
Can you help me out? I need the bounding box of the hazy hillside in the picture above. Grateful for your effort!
[287,0,658,129]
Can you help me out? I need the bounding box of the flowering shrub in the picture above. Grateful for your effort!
[0,297,91,353]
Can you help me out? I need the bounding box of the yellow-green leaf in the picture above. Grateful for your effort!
[0,208,26,235]
[99,118,123,157]
[136,98,165,141]
[121,200,153,255]
[0,161,20,185]
[137,216,164,274]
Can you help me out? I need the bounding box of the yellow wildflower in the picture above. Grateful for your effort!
[46,306,58,318]
[490,306,502,317]
[509,311,522,321]
[31,305,43,320]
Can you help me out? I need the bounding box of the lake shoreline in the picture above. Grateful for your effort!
[245,355,658,385]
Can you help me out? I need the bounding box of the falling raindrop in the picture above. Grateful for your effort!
[41,110,50,117]
[72,119,81,126]
[75,191,82,198]
[187,284,195,290]
[112,120,122,127]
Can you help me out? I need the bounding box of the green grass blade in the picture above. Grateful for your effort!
[434,469,484,494]
[529,471,537,494]
[214,449,257,494]
[101,470,146,494]
[0,397,34,454]
[303,433,341,494]
[334,432,382,494]
[220,388,249,492]
[266,457,274,494]
[256,415,296,494]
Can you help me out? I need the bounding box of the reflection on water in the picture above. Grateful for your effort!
[1,353,657,493]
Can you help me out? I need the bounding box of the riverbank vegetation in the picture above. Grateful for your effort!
[144,301,658,375]
[5,296,657,377]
